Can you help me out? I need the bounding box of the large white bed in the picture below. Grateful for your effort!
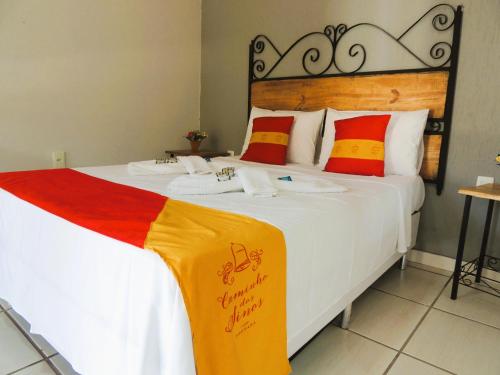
[0,4,464,372]
[0,157,424,375]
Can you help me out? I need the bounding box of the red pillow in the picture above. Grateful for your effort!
[324,114,391,177]
[241,116,294,165]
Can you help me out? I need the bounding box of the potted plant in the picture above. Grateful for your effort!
[185,130,208,153]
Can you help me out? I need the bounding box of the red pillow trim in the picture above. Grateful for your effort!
[324,114,391,177]
[241,116,294,165]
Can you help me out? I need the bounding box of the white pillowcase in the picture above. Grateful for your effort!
[319,108,429,176]
[242,107,325,165]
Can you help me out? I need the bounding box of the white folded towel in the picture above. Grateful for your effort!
[237,167,278,197]
[273,174,348,193]
[177,156,213,175]
[166,171,347,196]
[127,160,186,176]
[167,174,243,195]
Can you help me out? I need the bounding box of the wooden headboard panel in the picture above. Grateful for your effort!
[248,4,463,194]
[251,71,448,182]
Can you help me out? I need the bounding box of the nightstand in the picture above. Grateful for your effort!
[165,149,230,159]
[451,184,500,299]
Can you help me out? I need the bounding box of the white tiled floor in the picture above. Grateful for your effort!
[2,264,500,374]
[292,263,500,375]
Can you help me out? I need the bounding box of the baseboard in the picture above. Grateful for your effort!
[407,249,456,271]
[408,249,500,282]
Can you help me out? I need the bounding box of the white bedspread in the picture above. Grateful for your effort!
[0,158,424,375]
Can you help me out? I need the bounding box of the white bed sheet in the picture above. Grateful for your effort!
[0,158,424,375]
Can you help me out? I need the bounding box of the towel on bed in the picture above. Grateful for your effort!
[167,174,243,195]
[127,160,186,176]
[237,168,278,197]
[167,167,347,196]
[177,156,213,175]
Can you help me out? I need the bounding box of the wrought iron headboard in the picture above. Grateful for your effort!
[248,3,463,194]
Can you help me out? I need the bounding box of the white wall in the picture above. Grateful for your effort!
[0,0,201,171]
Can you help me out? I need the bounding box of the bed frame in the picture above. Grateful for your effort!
[248,3,463,195]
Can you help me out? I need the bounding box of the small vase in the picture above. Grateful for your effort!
[190,140,202,153]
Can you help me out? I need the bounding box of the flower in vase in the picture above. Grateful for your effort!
[185,130,208,142]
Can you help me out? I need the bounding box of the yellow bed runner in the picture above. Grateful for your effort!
[145,199,290,375]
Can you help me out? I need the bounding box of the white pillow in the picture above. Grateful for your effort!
[242,107,325,165]
[416,139,425,173]
[319,108,429,176]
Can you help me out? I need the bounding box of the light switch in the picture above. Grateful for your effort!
[52,151,66,168]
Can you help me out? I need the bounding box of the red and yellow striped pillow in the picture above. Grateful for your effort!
[324,114,391,177]
[241,116,294,165]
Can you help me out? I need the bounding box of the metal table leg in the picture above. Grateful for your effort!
[451,195,472,300]
[476,200,495,282]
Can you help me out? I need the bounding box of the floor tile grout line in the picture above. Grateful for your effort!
[346,329,401,352]
[407,263,453,278]
[401,353,456,375]
[4,309,51,360]
[432,306,500,332]
[370,286,437,307]
[345,326,457,375]
[46,356,64,375]
[373,270,500,332]
[359,277,457,374]
[5,358,48,375]
[3,308,63,375]
[302,265,456,374]
[347,311,456,375]
[3,308,62,375]
[382,275,454,374]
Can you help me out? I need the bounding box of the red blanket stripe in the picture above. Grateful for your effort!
[0,169,167,248]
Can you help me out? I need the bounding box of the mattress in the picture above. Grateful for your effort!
[0,158,424,375]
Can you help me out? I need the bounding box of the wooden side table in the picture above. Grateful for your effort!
[165,149,230,159]
[451,184,500,299]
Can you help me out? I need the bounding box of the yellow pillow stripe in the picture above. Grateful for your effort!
[330,139,385,161]
[250,131,289,146]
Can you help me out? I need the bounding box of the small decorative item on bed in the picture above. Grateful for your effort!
[185,130,208,152]
[155,153,178,164]
[216,167,236,181]
[248,3,463,194]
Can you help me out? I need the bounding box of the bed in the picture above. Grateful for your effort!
[0,4,462,375]
[0,160,423,374]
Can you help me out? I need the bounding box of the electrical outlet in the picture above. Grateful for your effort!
[52,151,66,169]
[476,176,494,186]
[227,150,235,157]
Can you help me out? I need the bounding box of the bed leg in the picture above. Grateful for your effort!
[341,303,352,329]
[399,254,408,270]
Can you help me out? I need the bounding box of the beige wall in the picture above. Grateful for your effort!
[201,0,500,259]
[0,0,201,171]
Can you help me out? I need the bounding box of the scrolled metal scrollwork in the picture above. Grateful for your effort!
[458,256,500,298]
[252,28,336,79]
[486,256,499,272]
[431,4,455,31]
[250,3,457,79]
